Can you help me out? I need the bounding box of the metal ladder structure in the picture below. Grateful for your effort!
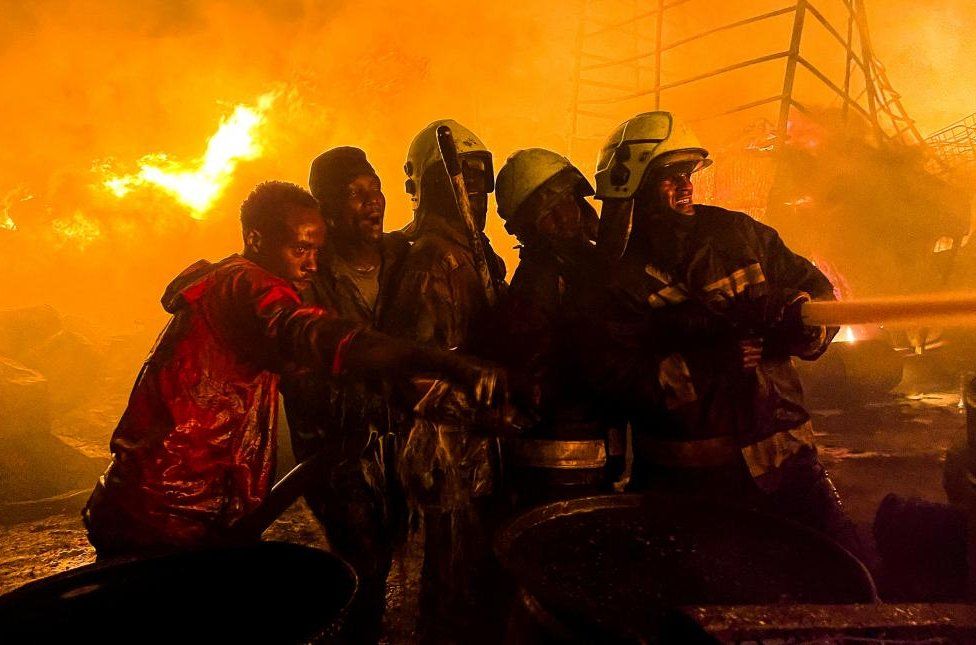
[926,112,976,174]
[569,0,925,169]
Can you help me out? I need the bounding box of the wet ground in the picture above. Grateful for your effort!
[0,350,970,643]
[815,390,962,537]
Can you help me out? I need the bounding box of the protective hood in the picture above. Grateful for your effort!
[161,259,219,314]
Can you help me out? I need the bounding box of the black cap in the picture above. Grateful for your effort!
[308,146,377,211]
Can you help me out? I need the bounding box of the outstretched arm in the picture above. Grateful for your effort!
[231,268,503,405]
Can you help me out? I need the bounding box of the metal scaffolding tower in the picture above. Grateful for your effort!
[570,0,924,161]
[926,113,976,173]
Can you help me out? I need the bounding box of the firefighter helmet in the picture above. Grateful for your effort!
[403,118,494,211]
[594,111,711,200]
[495,148,594,225]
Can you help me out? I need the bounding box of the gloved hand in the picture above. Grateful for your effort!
[706,288,794,330]
[458,361,535,435]
[763,292,831,359]
[439,352,509,408]
[766,291,806,330]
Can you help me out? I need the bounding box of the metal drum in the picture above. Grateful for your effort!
[0,541,357,644]
[495,493,877,642]
[506,437,615,508]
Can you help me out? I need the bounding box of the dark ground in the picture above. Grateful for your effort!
[0,345,970,643]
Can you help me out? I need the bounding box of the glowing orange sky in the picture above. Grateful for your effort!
[0,0,972,332]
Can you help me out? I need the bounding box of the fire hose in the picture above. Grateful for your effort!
[229,294,976,539]
[801,293,976,327]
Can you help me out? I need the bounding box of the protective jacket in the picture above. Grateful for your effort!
[381,211,507,644]
[307,233,409,327]
[286,232,411,462]
[83,255,360,553]
[595,205,836,491]
[381,215,507,507]
[281,232,410,644]
[499,241,623,505]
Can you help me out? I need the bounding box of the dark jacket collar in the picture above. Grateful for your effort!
[312,233,410,323]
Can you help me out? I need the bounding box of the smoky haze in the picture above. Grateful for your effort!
[0,0,972,335]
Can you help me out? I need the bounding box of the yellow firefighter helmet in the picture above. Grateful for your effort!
[495,148,594,225]
[403,118,494,211]
[594,111,711,200]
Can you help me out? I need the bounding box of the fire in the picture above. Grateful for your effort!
[933,236,954,253]
[786,117,823,151]
[834,325,859,343]
[784,195,814,207]
[1,189,32,232]
[52,211,101,249]
[101,91,277,219]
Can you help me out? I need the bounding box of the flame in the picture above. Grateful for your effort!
[1,189,32,232]
[834,325,859,343]
[815,259,859,344]
[786,117,823,151]
[784,195,814,207]
[933,235,954,253]
[52,211,101,248]
[101,91,277,219]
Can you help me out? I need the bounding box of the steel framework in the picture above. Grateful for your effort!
[570,0,923,160]
[926,112,976,173]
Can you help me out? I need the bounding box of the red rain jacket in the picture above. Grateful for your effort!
[83,255,360,552]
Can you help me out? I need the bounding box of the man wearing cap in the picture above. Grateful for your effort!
[281,147,410,643]
[493,148,624,509]
[588,112,856,547]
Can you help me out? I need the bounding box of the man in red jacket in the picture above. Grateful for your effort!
[83,180,501,557]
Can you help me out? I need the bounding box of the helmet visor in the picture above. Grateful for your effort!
[460,151,494,194]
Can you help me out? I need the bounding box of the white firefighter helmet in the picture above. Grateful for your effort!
[403,118,494,211]
[495,148,594,225]
[594,111,712,200]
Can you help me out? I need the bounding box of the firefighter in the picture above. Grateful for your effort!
[589,111,857,546]
[381,119,508,643]
[493,148,624,508]
[281,148,409,643]
[82,181,503,559]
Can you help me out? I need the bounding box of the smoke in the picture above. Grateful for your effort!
[0,0,580,332]
[868,0,976,135]
[0,0,972,334]
[760,108,968,298]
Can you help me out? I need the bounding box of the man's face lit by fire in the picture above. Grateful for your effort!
[513,175,586,246]
[536,191,584,243]
[652,168,696,217]
[461,156,490,231]
[335,173,385,246]
[247,206,326,289]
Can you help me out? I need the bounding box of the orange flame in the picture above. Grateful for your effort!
[1,189,31,232]
[52,211,101,248]
[100,91,277,219]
